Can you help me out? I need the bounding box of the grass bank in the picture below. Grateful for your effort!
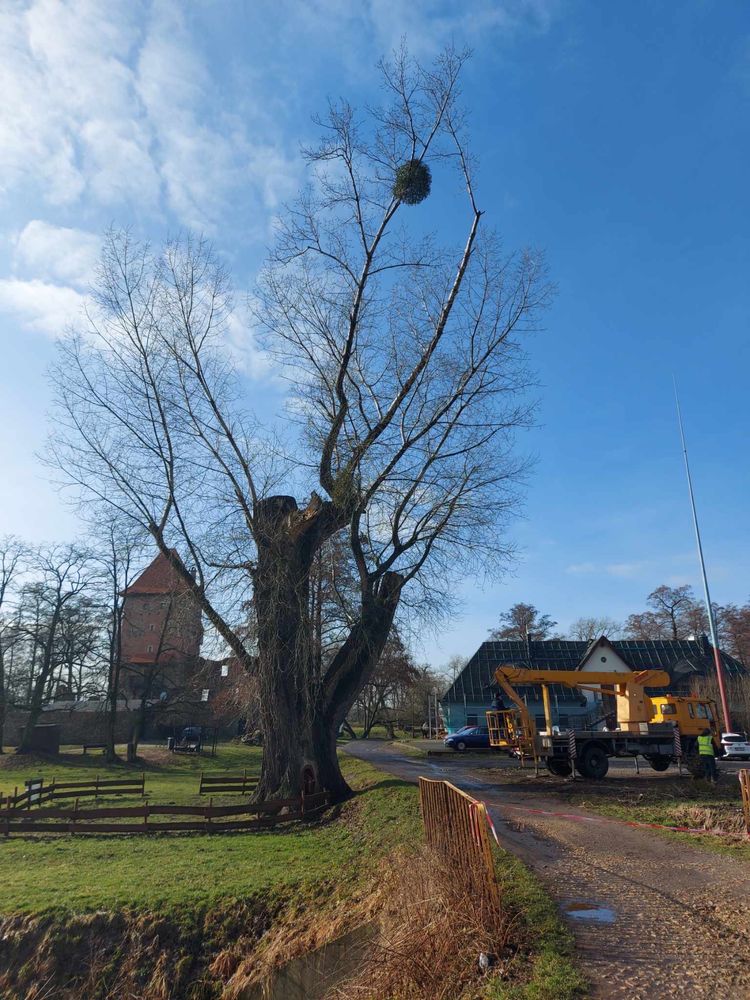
[488,853,586,1000]
[0,744,584,999]
[0,747,418,915]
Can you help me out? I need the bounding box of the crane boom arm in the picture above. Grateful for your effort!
[495,666,671,689]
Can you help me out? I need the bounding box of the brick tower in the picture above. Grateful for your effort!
[120,550,203,701]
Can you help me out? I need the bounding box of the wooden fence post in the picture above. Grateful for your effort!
[739,770,750,836]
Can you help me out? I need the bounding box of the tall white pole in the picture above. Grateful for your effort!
[674,380,732,733]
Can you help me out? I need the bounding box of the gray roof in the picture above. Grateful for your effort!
[442,637,745,705]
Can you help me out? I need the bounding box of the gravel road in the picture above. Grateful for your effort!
[345,740,750,1000]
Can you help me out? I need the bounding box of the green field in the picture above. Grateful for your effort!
[0,743,585,999]
[0,745,418,915]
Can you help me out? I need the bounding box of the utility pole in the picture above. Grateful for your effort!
[674,382,732,733]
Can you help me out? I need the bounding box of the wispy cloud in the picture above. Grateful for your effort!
[284,0,562,60]
[604,562,648,579]
[565,562,596,575]
[0,278,87,337]
[14,221,100,288]
[0,0,298,230]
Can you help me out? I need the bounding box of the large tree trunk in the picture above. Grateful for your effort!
[311,572,403,801]
[253,497,321,800]
[252,495,403,804]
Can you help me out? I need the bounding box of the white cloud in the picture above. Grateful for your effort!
[0,278,87,337]
[0,0,298,229]
[276,0,561,63]
[14,221,100,288]
[565,562,597,575]
[605,562,648,579]
[224,305,274,380]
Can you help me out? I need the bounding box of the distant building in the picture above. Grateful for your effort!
[441,635,745,734]
[120,550,203,702]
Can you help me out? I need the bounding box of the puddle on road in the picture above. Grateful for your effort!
[562,901,616,924]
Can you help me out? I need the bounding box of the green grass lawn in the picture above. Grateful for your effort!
[0,746,419,915]
[0,741,258,806]
[0,744,585,999]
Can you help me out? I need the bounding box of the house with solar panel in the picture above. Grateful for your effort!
[440,635,745,734]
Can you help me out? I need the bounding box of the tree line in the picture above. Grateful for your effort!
[0,528,212,759]
[487,588,750,666]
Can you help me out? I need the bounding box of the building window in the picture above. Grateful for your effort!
[558,714,570,729]
[466,713,478,726]
[535,714,546,729]
[147,644,153,653]
[129,628,138,635]
[201,688,210,702]
[149,623,155,632]
[221,664,228,678]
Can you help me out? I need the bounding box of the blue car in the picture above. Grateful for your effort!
[444,725,491,751]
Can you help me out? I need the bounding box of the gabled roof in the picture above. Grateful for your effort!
[577,635,631,669]
[441,636,745,704]
[124,550,191,596]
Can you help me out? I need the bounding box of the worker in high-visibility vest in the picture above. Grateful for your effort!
[698,729,718,783]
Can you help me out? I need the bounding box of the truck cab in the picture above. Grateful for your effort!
[648,695,721,746]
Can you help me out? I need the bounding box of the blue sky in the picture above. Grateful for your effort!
[0,0,748,666]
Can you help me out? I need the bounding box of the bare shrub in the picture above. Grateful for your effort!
[669,802,747,837]
[335,847,510,1000]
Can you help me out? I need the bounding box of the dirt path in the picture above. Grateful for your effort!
[345,741,750,1000]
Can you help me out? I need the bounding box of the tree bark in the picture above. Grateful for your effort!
[252,496,325,800]
[251,495,402,804]
[311,572,404,801]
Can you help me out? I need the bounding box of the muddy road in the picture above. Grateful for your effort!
[345,740,750,1000]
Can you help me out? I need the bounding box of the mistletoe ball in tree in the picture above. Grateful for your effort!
[393,159,432,205]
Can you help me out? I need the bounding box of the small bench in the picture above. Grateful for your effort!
[81,743,107,755]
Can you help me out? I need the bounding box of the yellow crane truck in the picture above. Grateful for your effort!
[485,665,721,779]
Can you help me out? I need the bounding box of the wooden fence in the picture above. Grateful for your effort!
[418,777,500,908]
[0,774,146,812]
[1,791,329,836]
[198,770,258,795]
[740,770,750,836]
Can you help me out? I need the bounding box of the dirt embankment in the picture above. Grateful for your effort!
[0,895,291,1000]
[0,876,385,1000]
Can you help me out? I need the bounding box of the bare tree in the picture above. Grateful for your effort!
[47,48,550,800]
[16,545,94,753]
[719,602,750,668]
[489,602,558,641]
[568,616,621,643]
[0,538,28,752]
[89,520,146,761]
[353,629,419,737]
[625,584,708,641]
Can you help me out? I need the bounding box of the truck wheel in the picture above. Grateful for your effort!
[647,756,670,772]
[575,744,609,780]
[546,759,572,777]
